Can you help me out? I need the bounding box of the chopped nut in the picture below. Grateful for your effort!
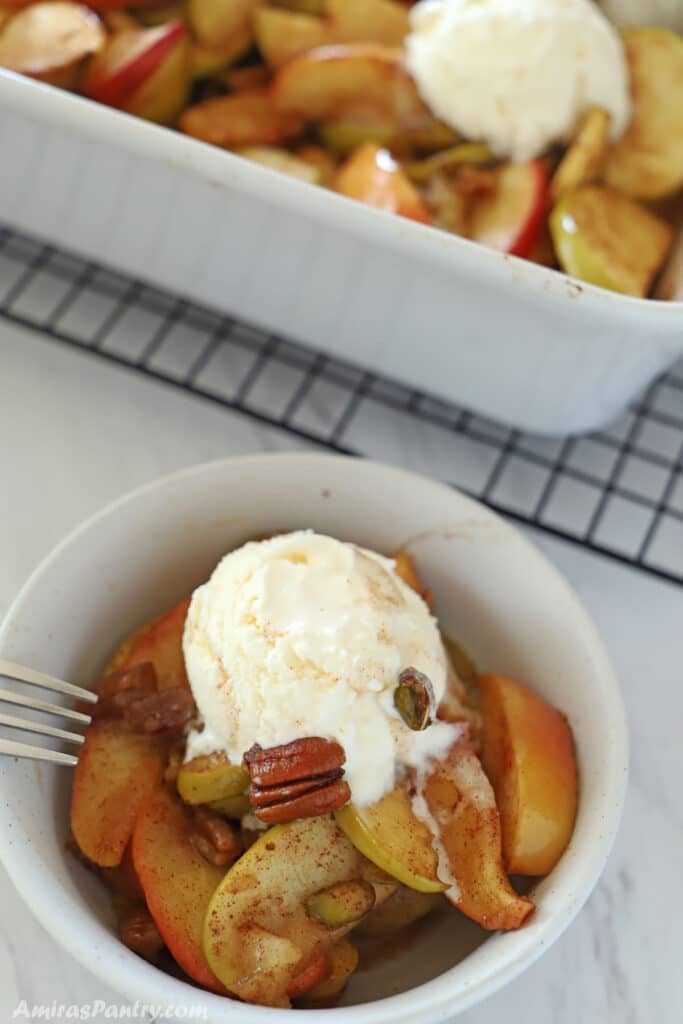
[119,907,164,961]
[191,806,242,867]
[90,663,157,719]
[394,668,435,731]
[123,687,196,733]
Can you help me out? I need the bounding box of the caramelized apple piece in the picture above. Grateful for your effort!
[336,786,446,894]
[108,598,191,690]
[203,815,388,1006]
[256,0,409,70]
[132,785,228,993]
[420,739,534,930]
[0,2,104,89]
[71,720,166,867]
[469,160,548,259]
[333,143,430,224]
[604,28,683,200]
[550,108,610,202]
[550,185,673,297]
[190,24,251,79]
[296,939,359,1006]
[479,674,578,876]
[272,43,426,125]
[82,19,190,125]
[187,0,257,48]
[180,88,304,148]
[176,752,249,804]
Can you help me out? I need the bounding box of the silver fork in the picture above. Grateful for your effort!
[0,658,98,767]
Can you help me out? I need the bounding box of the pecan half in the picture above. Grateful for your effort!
[245,737,350,824]
[90,663,157,719]
[191,806,243,867]
[123,687,196,733]
[119,906,165,961]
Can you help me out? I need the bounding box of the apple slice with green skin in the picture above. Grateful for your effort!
[176,752,249,804]
[181,88,304,149]
[550,185,673,297]
[0,2,104,90]
[604,28,683,200]
[419,739,534,931]
[256,0,409,70]
[203,815,393,1006]
[335,787,446,894]
[132,785,229,993]
[469,160,548,259]
[82,20,190,124]
[479,674,578,877]
[187,0,258,49]
[333,143,430,224]
[107,597,191,690]
[71,720,166,867]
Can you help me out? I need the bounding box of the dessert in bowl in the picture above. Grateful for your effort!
[0,454,628,1021]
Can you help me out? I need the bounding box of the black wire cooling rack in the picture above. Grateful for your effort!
[2,225,682,586]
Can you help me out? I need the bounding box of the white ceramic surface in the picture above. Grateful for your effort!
[0,453,627,1023]
[1,70,682,436]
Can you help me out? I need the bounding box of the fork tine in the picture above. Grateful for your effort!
[0,658,97,704]
[0,736,78,766]
[0,689,91,725]
[0,711,85,745]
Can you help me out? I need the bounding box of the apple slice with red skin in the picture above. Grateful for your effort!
[0,2,104,90]
[333,143,430,224]
[108,597,191,690]
[1,0,161,9]
[71,720,167,867]
[132,786,229,994]
[470,160,548,258]
[82,19,189,124]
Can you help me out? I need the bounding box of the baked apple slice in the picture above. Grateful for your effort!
[469,160,548,259]
[187,0,257,49]
[71,720,166,867]
[256,0,409,70]
[82,19,190,124]
[356,884,440,935]
[0,2,104,90]
[333,144,430,224]
[296,939,359,1007]
[272,43,425,123]
[604,28,683,200]
[176,752,249,804]
[335,787,446,894]
[108,597,191,690]
[180,88,304,148]
[479,674,578,876]
[419,739,534,930]
[550,108,610,202]
[550,185,673,297]
[132,786,229,993]
[203,815,392,1006]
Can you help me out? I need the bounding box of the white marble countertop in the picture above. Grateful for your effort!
[0,321,681,1024]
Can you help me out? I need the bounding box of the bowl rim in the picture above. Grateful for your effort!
[0,453,629,1023]
[1,69,681,321]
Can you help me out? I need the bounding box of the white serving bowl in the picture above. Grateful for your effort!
[0,454,627,1023]
[1,72,682,435]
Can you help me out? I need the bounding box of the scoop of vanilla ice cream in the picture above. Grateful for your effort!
[405,0,632,162]
[183,532,457,807]
[601,0,683,30]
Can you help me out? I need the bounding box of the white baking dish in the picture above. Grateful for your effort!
[1,70,681,435]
